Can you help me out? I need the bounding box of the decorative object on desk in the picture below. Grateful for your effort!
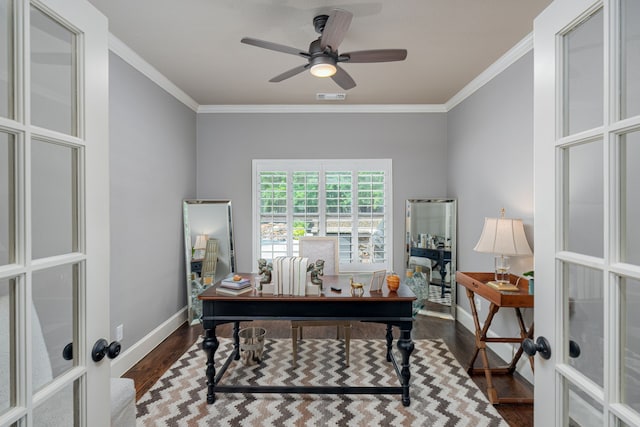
[349,276,365,296]
[485,280,520,291]
[386,272,400,291]
[193,234,207,260]
[238,327,266,366]
[370,269,386,292]
[523,270,534,294]
[137,338,509,426]
[307,259,325,288]
[257,258,272,290]
[474,208,532,285]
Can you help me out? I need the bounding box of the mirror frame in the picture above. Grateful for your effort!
[183,199,236,323]
[405,198,457,320]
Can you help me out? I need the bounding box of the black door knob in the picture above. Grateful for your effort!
[92,339,122,362]
[522,336,552,359]
[569,340,581,358]
[63,343,73,361]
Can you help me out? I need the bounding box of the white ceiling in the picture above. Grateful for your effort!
[87,0,552,106]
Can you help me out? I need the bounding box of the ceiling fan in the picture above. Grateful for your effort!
[240,8,407,90]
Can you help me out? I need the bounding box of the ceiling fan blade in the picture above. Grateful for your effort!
[341,49,408,63]
[320,9,353,51]
[269,64,309,82]
[331,65,356,90]
[241,37,309,58]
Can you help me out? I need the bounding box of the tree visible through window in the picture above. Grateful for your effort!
[253,159,392,272]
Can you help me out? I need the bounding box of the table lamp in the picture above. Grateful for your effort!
[473,208,532,288]
[193,234,208,260]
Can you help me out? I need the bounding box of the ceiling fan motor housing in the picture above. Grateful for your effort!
[313,14,330,34]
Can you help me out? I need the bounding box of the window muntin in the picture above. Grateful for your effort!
[255,160,392,272]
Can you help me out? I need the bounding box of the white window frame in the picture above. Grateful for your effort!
[252,159,393,273]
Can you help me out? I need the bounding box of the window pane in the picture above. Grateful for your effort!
[1,132,15,266]
[621,131,640,265]
[565,140,603,258]
[621,277,640,414]
[33,380,78,426]
[566,263,603,386]
[563,8,603,136]
[0,278,16,415]
[566,380,603,426]
[32,264,75,389]
[620,0,640,119]
[31,140,77,259]
[292,171,319,239]
[0,0,12,119]
[30,5,76,136]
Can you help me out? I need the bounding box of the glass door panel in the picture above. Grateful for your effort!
[621,276,640,414]
[620,130,640,265]
[565,140,604,258]
[32,264,76,389]
[620,0,640,119]
[0,277,16,416]
[0,0,12,119]
[563,8,604,136]
[30,5,76,136]
[566,380,604,426]
[31,139,77,259]
[0,132,15,266]
[32,380,78,426]
[566,263,604,386]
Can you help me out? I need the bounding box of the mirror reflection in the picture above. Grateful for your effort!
[405,199,456,319]
[183,199,236,324]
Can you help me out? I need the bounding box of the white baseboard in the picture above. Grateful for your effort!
[111,307,188,378]
[456,306,533,384]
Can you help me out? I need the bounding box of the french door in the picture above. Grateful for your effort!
[534,0,640,425]
[0,0,110,426]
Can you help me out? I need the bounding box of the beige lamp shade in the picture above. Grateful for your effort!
[474,217,532,256]
[194,235,208,250]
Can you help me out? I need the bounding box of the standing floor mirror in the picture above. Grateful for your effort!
[183,199,236,324]
[405,199,457,319]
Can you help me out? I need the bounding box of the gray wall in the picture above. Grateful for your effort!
[109,52,196,350]
[196,113,448,275]
[447,52,535,338]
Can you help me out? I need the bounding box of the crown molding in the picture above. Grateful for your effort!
[197,104,447,114]
[109,31,532,115]
[108,34,199,112]
[444,32,533,112]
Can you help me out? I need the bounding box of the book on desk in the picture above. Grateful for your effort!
[485,280,520,292]
[216,286,253,296]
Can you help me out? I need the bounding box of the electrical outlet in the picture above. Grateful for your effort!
[116,324,124,341]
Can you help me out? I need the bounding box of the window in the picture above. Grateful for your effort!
[253,159,392,272]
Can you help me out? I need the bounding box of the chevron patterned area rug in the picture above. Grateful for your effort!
[136,338,507,426]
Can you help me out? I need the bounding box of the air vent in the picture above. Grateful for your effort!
[316,93,347,101]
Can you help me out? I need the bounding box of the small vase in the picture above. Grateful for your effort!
[528,278,534,295]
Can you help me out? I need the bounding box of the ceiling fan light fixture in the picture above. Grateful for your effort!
[309,56,337,77]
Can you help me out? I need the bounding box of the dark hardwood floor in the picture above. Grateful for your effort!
[123,314,533,426]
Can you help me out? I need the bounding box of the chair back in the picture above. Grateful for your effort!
[299,237,339,275]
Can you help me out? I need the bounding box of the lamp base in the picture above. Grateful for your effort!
[494,255,510,284]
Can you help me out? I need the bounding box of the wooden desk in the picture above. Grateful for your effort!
[198,274,416,406]
[456,272,534,404]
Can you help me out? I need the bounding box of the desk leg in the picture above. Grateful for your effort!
[202,327,219,404]
[511,308,534,373]
[397,328,414,407]
[233,322,240,360]
[385,324,393,362]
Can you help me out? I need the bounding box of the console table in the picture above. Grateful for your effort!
[410,247,452,297]
[198,275,416,406]
[456,272,534,404]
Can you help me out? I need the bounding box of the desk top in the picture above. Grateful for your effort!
[199,274,416,302]
[456,272,533,308]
